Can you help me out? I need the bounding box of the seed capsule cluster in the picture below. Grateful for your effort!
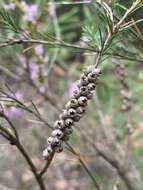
[115,62,132,112]
[43,65,101,159]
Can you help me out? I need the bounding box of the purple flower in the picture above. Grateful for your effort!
[2,2,15,10]
[21,2,38,23]
[29,62,39,80]
[18,55,39,80]
[5,91,23,118]
[5,107,22,118]
[15,91,23,100]
[68,81,78,97]
[35,45,44,56]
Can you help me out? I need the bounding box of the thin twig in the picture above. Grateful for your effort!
[47,0,92,5]
[0,38,142,62]
[66,143,101,190]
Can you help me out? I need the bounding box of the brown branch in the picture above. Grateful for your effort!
[66,143,101,190]
[0,38,142,63]
[0,122,46,190]
[93,142,142,190]
[15,140,46,190]
[38,153,54,177]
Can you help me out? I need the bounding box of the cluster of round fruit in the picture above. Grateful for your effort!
[43,65,101,159]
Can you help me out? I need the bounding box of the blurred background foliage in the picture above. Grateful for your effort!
[0,0,143,190]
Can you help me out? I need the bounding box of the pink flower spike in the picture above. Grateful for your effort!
[29,62,39,80]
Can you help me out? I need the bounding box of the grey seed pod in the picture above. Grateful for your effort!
[79,86,89,96]
[51,129,64,139]
[87,68,101,82]
[47,146,53,154]
[54,120,65,129]
[87,73,98,82]
[76,106,86,114]
[67,108,77,117]
[59,110,69,120]
[64,127,73,135]
[87,73,96,82]
[80,77,89,86]
[43,146,54,159]
[47,136,54,145]
[47,136,61,147]
[65,118,74,127]
[65,99,79,109]
[43,148,49,159]
[73,114,81,122]
[54,119,65,129]
[78,96,88,106]
[92,68,102,75]
[87,83,96,91]
[86,92,94,100]
[83,65,95,76]
[54,145,63,153]
[52,137,61,147]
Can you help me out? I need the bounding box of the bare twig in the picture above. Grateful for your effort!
[66,143,101,190]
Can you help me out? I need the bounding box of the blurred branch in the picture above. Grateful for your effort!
[66,142,101,190]
[47,0,92,5]
[0,38,142,62]
[114,0,143,32]
[47,0,61,76]
[23,55,60,112]
[0,121,46,190]
[0,65,20,80]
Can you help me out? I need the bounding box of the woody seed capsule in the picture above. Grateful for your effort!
[47,136,54,144]
[43,146,53,159]
[79,86,89,96]
[76,106,86,114]
[67,108,77,117]
[43,148,49,159]
[78,96,88,106]
[65,118,74,127]
[52,137,61,147]
[65,99,79,109]
[54,120,65,129]
[80,77,89,86]
[47,137,61,147]
[51,129,64,139]
[83,65,95,76]
[87,83,96,91]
